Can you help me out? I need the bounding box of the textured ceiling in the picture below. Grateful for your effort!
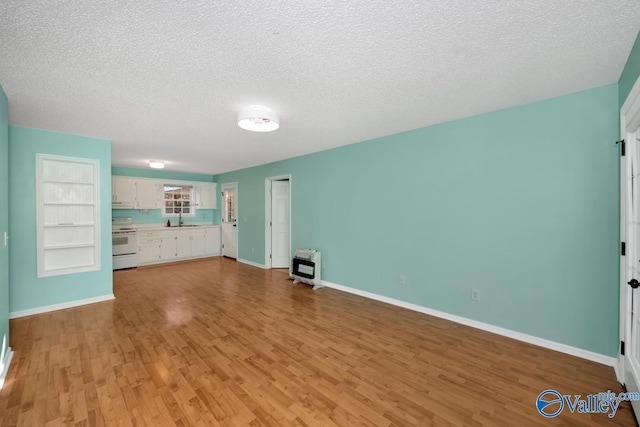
[1,1,640,174]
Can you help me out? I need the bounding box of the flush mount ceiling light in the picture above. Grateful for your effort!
[238,106,280,132]
[149,160,165,169]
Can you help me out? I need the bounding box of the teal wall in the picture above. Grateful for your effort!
[619,30,640,107]
[9,126,113,312]
[0,86,9,365]
[218,85,620,356]
[111,167,219,225]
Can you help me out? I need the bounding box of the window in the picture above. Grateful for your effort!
[163,184,194,216]
[223,188,236,222]
[36,154,100,277]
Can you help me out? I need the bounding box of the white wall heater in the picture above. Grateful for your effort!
[291,249,323,290]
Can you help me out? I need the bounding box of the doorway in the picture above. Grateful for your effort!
[221,182,237,259]
[265,175,291,269]
[620,77,640,424]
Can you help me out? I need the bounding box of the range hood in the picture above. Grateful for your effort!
[112,201,136,209]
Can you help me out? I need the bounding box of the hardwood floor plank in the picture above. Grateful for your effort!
[0,257,637,425]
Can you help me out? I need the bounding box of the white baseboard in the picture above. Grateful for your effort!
[9,294,115,319]
[0,347,13,393]
[237,258,267,269]
[614,357,624,384]
[321,280,617,367]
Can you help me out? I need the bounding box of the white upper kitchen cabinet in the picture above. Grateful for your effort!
[195,183,217,209]
[136,180,160,209]
[112,176,136,208]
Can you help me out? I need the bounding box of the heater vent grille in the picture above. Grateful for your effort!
[291,249,322,290]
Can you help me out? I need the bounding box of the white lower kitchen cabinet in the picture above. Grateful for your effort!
[160,231,178,260]
[160,230,193,260]
[137,226,221,266]
[204,227,221,255]
[176,232,191,258]
[191,232,206,256]
[139,242,161,263]
[138,231,162,264]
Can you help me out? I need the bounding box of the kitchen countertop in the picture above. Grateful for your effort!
[113,223,220,231]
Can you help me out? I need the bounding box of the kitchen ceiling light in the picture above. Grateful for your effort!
[238,106,279,132]
[149,161,165,169]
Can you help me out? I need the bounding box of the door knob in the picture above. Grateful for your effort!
[629,279,640,289]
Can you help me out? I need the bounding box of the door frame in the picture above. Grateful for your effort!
[264,174,292,269]
[221,182,238,259]
[619,76,640,384]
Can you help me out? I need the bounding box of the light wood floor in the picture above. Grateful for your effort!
[0,257,637,426]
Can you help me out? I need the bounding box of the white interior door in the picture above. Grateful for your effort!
[271,180,290,268]
[221,183,237,259]
[621,75,640,425]
[625,131,640,421]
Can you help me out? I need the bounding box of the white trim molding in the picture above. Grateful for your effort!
[220,182,239,260]
[264,174,292,269]
[622,76,640,134]
[615,362,624,384]
[618,73,640,387]
[9,294,115,319]
[237,258,267,269]
[321,280,617,367]
[0,347,13,393]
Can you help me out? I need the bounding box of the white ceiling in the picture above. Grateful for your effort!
[1,1,640,175]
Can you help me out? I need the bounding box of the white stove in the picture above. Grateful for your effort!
[113,218,138,270]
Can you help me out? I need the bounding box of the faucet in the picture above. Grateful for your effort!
[178,211,184,227]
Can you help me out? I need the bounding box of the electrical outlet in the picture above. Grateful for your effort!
[471,289,480,301]
[399,274,406,285]
[252,248,255,253]
[323,261,326,269]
